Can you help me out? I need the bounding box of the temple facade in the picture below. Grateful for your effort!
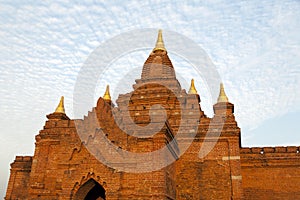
[5,30,300,199]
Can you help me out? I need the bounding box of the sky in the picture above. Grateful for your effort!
[0,0,300,198]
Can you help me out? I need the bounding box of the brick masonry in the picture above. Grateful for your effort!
[5,42,300,200]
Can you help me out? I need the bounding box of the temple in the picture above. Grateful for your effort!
[5,30,300,200]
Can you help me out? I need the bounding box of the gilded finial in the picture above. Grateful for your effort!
[188,79,198,94]
[153,29,166,52]
[103,85,111,101]
[217,83,229,103]
[55,96,65,114]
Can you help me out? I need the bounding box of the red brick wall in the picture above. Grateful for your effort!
[241,147,300,199]
[175,136,242,200]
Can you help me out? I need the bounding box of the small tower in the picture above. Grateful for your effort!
[139,29,178,85]
[153,29,167,52]
[217,83,229,103]
[55,96,65,113]
[103,85,111,101]
[102,85,114,107]
[210,83,242,199]
[47,96,69,120]
[188,79,198,94]
[213,83,234,115]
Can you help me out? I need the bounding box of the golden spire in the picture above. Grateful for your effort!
[153,29,166,52]
[103,85,111,101]
[188,79,198,94]
[217,83,229,103]
[55,96,65,114]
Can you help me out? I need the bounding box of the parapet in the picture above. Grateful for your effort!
[240,146,300,154]
[240,146,300,168]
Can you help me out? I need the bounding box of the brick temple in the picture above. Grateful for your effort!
[5,30,300,199]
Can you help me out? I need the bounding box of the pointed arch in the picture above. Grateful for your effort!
[73,178,106,200]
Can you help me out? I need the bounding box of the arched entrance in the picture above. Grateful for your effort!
[74,179,106,200]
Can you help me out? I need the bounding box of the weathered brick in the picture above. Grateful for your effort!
[5,32,300,200]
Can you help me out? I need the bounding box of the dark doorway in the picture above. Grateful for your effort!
[74,179,105,200]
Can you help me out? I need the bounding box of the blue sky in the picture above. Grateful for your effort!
[0,0,300,198]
